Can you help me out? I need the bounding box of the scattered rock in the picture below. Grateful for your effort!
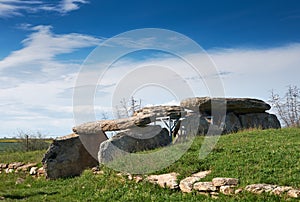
[192,170,212,178]
[212,177,239,187]
[134,175,143,183]
[193,182,217,192]
[147,172,179,189]
[98,125,171,164]
[91,166,104,175]
[179,170,211,193]
[91,167,100,172]
[271,186,293,195]
[235,188,243,194]
[0,196,5,200]
[220,185,235,195]
[42,133,98,179]
[5,168,14,173]
[29,167,38,175]
[0,163,8,170]
[211,194,219,199]
[116,173,123,177]
[16,163,38,172]
[8,162,24,169]
[15,177,25,184]
[287,189,300,198]
[37,167,45,176]
[245,184,278,194]
[180,176,202,193]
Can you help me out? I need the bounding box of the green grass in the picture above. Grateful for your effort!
[0,128,299,201]
[0,139,51,153]
[0,150,46,165]
[0,140,25,153]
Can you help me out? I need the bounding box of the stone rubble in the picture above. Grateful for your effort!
[287,189,300,198]
[245,184,300,198]
[16,163,38,172]
[179,170,211,193]
[193,181,217,192]
[144,171,299,199]
[0,162,44,177]
[146,172,179,189]
[212,177,239,187]
[1,164,299,199]
[219,185,235,195]
[29,167,38,175]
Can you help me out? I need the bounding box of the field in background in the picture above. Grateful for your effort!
[0,141,23,153]
[0,138,52,153]
[0,128,299,201]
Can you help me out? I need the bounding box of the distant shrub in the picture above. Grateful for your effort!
[270,85,300,127]
[16,130,51,151]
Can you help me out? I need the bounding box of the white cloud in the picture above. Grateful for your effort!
[0,25,101,71]
[0,25,101,137]
[59,0,88,13]
[0,0,88,18]
[209,43,300,98]
[0,0,41,17]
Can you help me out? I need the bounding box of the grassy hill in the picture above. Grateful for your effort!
[0,128,299,201]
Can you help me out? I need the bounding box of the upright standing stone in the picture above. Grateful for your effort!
[42,134,98,179]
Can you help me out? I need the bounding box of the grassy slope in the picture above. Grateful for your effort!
[0,128,299,201]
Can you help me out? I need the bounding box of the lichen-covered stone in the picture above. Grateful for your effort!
[42,134,98,179]
[193,182,217,192]
[212,177,239,187]
[147,172,179,189]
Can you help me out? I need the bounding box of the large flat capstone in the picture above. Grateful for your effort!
[180,97,271,114]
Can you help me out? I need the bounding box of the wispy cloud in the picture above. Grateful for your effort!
[0,0,88,18]
[0,24,101,72]
[0,25,101,137]
[209,43,300,98]
[59,0,88,13]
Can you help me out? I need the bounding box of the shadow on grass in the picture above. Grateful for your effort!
[2,191,58,200]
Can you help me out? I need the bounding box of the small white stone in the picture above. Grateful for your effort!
[220,185,235,195]
[5,168,14,173]
[29,167,38,175]
[287,189,300,198]
[235,188,243,194]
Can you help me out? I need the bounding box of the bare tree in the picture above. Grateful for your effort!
[101,111,109,120]
[16,130,50,151]
[270,85,300,127]
[129,96,141,116]
[115,96,142,118]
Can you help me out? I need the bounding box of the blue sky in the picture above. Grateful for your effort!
[0,0,300,138]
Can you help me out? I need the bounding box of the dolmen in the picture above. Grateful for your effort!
[42,97,280,179]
